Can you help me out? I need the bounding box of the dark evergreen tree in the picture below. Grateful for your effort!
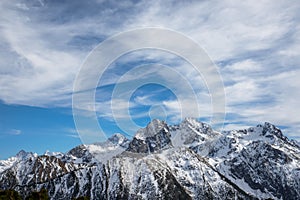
[25,188,49,200]
[0,189,22,200]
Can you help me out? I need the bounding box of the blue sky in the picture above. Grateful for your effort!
[0,0,300,159]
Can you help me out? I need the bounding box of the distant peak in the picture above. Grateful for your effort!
[108,133,128,145]
[262,122,284,138]
[16,150,27,157]
[16,150,36,160]
[261,122,283,131]
[181,117,211,130]
[147,119,166,129]
[182,117,201,125]
[110,133,125,138]
[263,122,275,128]
[127,119,172,153]
[135,119,167,140]
[183,117,198,123]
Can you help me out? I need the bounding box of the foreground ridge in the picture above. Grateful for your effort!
[0,119,299,200]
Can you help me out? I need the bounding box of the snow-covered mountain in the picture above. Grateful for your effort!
[0,118,299,200]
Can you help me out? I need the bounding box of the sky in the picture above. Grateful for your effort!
[0,0,300,159]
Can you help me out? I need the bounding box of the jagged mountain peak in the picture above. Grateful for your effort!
[181,117,204,126]
[171,118,220,148]
[127,119,172,153]
[180,117,214,134]
[16,150,37,160]
[261,121,285,138]
[16,150,27,157]
[135,119,167,140]
[107,133,129,147]
[223,122,286,141]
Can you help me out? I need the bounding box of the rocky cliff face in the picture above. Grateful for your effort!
[0,119,299,200]
[127,119,172,153]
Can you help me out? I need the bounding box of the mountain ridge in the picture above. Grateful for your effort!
[0,118,299,199]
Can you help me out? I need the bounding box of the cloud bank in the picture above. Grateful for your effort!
[0,0,300,139]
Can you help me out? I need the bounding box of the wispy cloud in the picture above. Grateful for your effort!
[0,0,300,139]
[9,129,22,135]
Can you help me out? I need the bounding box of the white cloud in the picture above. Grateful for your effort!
[0,1,84,107]
[66,134,80,138]
[130,0,296,61]
[224,59,263,73]
[0,0,300,139]
[9,129,22,135]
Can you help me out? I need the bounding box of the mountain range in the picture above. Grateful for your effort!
[0,118,300,199]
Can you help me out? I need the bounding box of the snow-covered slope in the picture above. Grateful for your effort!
[0,150,38,173]
[0,156,17,173]
[0,119,299,200]
[64,133,130,164]
[170,117,221,148]
[205,122,300,199]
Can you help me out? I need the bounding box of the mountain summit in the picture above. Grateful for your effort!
[127,119,172,153]
[0,119,299,199]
